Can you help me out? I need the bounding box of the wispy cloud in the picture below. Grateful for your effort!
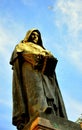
[64,94,82,121]
[0,26,11,59]
[53,0,82,72]
[21,0,36,6]
[0,99,12,108]
[54,0,82,36]
[0,14,25,61]
[66,43,82,72]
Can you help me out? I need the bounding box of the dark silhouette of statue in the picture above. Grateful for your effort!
[10,28,67,130]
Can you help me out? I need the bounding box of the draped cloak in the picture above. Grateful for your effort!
[10,29,67,126]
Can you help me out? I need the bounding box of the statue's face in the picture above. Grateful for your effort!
[30,31,39,44]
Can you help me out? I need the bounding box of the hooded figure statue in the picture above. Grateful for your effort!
[10,28,67,130]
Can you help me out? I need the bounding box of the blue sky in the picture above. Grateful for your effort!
[0,0,82,130]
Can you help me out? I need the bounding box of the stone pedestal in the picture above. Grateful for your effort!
[23,117,56,130]
[22,112,81,130]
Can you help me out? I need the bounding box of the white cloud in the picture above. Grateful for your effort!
[53,0,82,72]
[54,0,82,36]
[53,42,82,72]
[62,92,82,121]
[64,95,82,121]
[66,43,82,71]
[0,99,12,108]
[0,26,11,58]
[0,14,25,61]
[21,0,36,6]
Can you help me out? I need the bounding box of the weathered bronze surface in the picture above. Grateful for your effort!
[10,29,67,130]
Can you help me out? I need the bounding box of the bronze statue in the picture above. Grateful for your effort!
[10,28,67,130]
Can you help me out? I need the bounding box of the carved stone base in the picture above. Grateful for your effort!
[22,112,81,130]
